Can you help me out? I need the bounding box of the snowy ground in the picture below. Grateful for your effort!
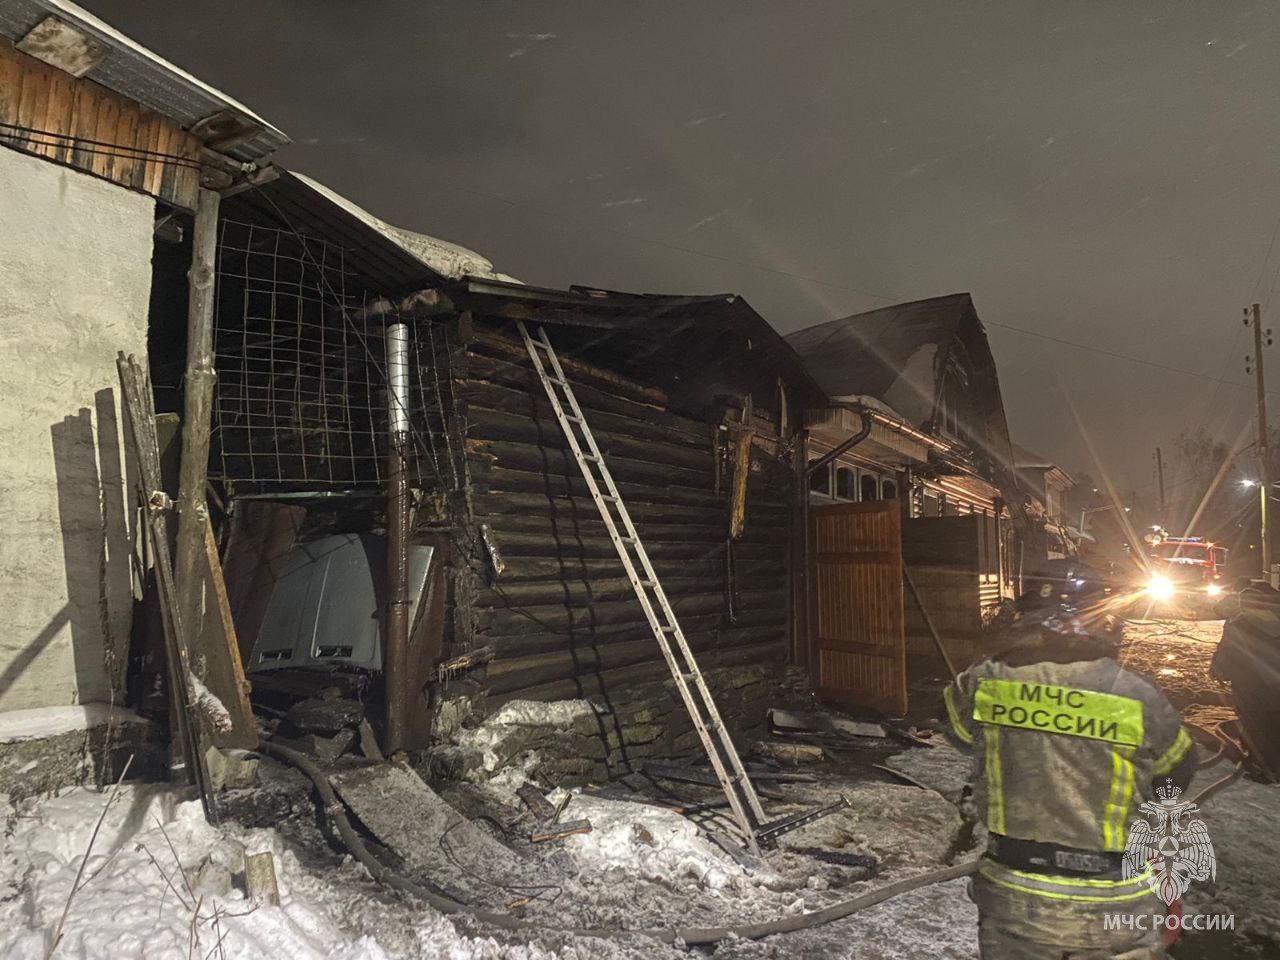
[1119,618,1232,708]
[1120,617,1280,958]
[4,616,1277,959]
[0,754,980,960]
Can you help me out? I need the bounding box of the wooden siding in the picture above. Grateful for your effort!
[809,500,906,715]
[902,514,989,664]
[454,326,792,708]
[0,39,201,210]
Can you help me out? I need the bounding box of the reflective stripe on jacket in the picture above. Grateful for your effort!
[945,657,1192,854]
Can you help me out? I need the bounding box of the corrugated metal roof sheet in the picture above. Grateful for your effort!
[222,169,512,296]
[0,0,289,161]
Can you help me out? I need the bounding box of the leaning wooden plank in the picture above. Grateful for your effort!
[117,352,219,822]
[200,518,256,748]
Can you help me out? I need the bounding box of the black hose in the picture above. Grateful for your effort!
[259,742,976,945]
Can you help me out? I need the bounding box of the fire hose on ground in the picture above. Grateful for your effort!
[260,724,1243,947]
[259,741,976,945]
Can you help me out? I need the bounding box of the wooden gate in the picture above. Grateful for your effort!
[809,500,906,715]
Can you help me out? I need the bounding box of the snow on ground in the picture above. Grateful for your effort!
[1119,618,1232,708]
[552,791,739,891]
[883,743,974,799]
[712,877,979,960]
[454,700,599,778]
[0,772,974,960]
[1182,762,1280,955]
[0,783,663,960]
[0,705,143,743]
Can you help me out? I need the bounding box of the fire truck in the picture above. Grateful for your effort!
[1143,534,1230,602]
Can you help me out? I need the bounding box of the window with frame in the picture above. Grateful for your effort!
[836,466,857,501]
[882,477,897,500]
[860,473,880,501]
[808,459,831,496]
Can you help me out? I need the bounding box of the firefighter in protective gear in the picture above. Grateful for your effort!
[944,561,1196,959]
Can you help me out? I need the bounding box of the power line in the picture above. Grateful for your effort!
[980,318,1277,397]
[26,114,1260,405]
[0,121,203,168]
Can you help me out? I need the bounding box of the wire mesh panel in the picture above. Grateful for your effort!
[212,219,386,489]
[410,318,463,493]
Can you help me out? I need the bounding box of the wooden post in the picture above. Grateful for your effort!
[171,189,255,748]
[175,187,220,664]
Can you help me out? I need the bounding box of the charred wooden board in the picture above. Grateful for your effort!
[329,764,556,907]
[530,820,592,843]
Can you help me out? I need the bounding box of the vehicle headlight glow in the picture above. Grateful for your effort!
[1207,582,1223,597]
[1147,575,1176,601]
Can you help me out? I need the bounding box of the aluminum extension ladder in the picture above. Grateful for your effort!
[518,321,810,855]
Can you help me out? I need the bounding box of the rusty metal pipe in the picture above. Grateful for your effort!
[384,322,411,755]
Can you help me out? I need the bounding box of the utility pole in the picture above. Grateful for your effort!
[1246,303,1273,578]
[1154,447,1166,525]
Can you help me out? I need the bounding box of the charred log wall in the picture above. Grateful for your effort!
[450,323,793,723]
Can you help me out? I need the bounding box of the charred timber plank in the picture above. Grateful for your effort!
[483,613,725,659]
[476,604,783,650]
[467,439,711,490]
[474,490,731,527]
[476,573,786,609]
[480,515,789,554]
[467,329,667,408]
[478,512,735,544]
[483,638,786,709]
[469,462,789,513]
[489,554,788,584]
[467,406,712,472]
[484,633,715,693]
[463,353,667,426]
[477,592,724,635]
[483,626,789,695]
[460,378,706,447]
[488,528,782,561]
[480,511,790,546]
[473,487,786,521]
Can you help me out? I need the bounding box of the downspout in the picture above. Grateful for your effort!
[384,321,412,755]
[798,410,873,669]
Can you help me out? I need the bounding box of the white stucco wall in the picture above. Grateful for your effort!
[0,146,154,712]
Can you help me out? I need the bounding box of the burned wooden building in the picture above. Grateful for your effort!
[202,184,826,758]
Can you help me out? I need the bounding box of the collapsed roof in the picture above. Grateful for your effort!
[445,276,829,414]
[787,293,1019,492]
[221,169,515,295]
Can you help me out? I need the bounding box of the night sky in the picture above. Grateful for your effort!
[85,0,1280,496]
